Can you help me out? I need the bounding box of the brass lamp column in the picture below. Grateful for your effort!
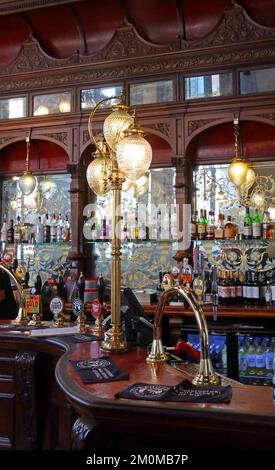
[86,94,152,352]
[101,158,127,351]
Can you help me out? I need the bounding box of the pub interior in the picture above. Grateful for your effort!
[0,0,275,454]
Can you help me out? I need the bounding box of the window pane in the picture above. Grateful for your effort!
[0,97,26,119]
[81,86,123,110]
[33,92,71,115]
[240,67,275,94]
[185,73,233,100]
[130,80,174,105]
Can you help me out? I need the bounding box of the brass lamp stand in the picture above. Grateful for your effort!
[86,94,152,352]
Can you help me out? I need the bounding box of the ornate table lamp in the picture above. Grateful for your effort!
[86,94,152,352]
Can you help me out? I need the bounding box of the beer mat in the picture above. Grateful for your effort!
[70,356,129,384]
[116,380,232,403]
[69,333,104,343]
[0,324,48,331]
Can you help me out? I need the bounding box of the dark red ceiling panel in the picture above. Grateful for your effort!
[74,0,123,55]
[0,14,29,66]
[187,121,275,163]
[26,5,81,58]
[240,0,275,28]
[0,140,68,173]
[126,0,179,44]
[183,0,230,41]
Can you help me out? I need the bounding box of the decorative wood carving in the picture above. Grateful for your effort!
[146,122,171,139]
[188,119,214,136]
[72,416,97,450]
[79,22,180,63]
[0,136,13,146]
[44,131,68,146]
[184,2,275,49]
[256,113,275,121]
[0,1,74,15]
[0,43,274,93]
[0,35,78,77]
[0,3,274,92]
[15,350,37,449]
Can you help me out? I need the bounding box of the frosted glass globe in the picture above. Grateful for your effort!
[116,134,152,181]
[18,172,37,196]
[228,160,248,186]
[103,108,133,152]
[86,157,111,196]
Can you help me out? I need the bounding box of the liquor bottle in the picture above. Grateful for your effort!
[197,209,206,240]
[265,281,272,305]
[224,216,235,239]
[229,271,236,303]
[182,258,192,286]
[252,272,260,306]
[63,215,70,242]
[44,213,51,243]
[271,270,275,306]
[246,337,256,376]
[7,219,14,244]
[239,339,247,377]
[255,338,266,377]
[243,207,252,239]
[34,273,42,295]
[246,271,254,305]
[50,213,57,243]
[235,271,243,303]
[57,213,63,242]
[243,271,248,305]
[205,211,215,240]
[214,213,224,240]
[77,272,85,301]
[265,338,273,378]
[252,209,262,239]
[262,211,270,239]
[1,216,7,242]
[14,216,22,243]
[190,210,198,241]
[35,216,44,244]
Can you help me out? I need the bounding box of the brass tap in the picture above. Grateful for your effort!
[0,262,29,325]
[146,286,221,386]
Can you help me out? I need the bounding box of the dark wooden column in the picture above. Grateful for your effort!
[67,163,86,278]
[172,154,192,262]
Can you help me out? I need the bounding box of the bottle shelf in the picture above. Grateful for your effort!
[193,238,274,244]
[84,239,173,244]
[3,242,71,247]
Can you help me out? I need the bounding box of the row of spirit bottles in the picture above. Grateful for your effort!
[0,213,71,244]
[191,208,274,240]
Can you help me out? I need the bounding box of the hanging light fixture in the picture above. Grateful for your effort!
[18,135,37,196]
[228,117,248,187]
[103,103,133,152]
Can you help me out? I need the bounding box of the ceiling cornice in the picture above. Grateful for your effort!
[0,0,81,15]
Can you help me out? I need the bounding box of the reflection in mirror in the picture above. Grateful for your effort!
[240,67,275,95]
[185,73,232,100]
[193,162,275,226]
[81,86,123,110]
[0,96,26,119]
[33,92,71,115]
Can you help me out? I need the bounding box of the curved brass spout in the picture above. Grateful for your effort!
[0,263,29,325]
[146,286,221,386]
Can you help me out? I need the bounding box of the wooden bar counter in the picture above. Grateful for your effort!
[0,322,275,451]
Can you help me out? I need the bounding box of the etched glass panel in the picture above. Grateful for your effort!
[240,67,275,94]
[33,92,71,115]
[81,86,123,110]
[185,73,233,99]
[130,80,174,105]
[0,97,26,119]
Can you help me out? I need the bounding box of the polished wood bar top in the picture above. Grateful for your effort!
[1,323,275,449]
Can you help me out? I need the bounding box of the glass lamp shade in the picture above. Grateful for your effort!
[227,159,248,186]
[122,177,133,192]
[241,167,256,191]
[18,171,37,196]
[59,99,71,113]
[251,192,265,209]
[103,107,133,152]
[86,156,111,196]
[134,174,149,196]
[116,134,152,181]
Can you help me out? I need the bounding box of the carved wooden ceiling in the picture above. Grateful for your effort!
[0,0,275,67]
